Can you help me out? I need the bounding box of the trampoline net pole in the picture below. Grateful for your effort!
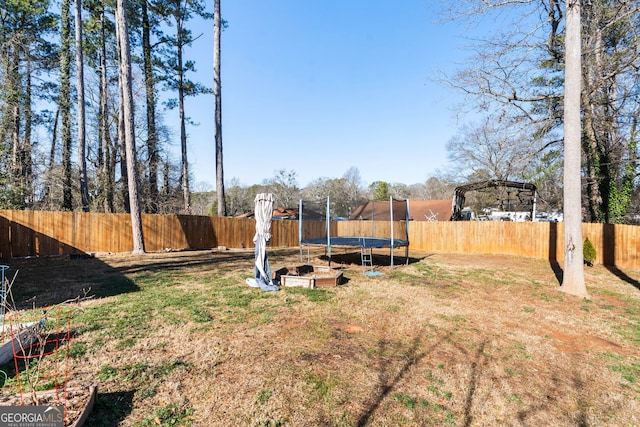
[405,199,410,264]
[326,196,331,266]
[370,201,374,241]
[299,199,303,262]
[390,196,394,268]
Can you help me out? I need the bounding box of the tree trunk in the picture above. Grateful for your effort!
[582,104,602,222]
[116,0,145,253]
[99,5,115,213]
[60,0,73,211]
[214,0,226,216]
[75,0,90,212]
[118,86,129,213]
[142,0,159,213]
[23,58,33,206]
[50,108,59,167]
[9,46,21,196]
[176,11,190,213]
[561,0,587,298]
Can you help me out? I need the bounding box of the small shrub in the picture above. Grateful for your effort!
[257,388,272,404]
[136,403,194,427]
[68,342,87,358]
[98,365,118,381]
[392,393,417,410]
[583,238,597,266]
[190,306,213,323]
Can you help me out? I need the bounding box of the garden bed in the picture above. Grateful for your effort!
[0,384,97,426]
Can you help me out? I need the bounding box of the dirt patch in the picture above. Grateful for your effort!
[542,327,633,355]
[333,323,366,333]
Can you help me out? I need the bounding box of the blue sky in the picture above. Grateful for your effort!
[177,1,473,189]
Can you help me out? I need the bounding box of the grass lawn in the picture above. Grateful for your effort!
[1,248,639,426]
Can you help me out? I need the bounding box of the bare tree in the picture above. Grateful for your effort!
[416,175,457,200]
[302,171,364,218]
[116,0,145,254]
[446,115,542,182]
[561,0,587,298]
[263,169,300,209]
[342,167,365,213]
[224,177,255,216]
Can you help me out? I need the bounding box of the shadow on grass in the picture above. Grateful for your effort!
[318,252,425,269]
[5,249,271,309]
[356,330,453,427]
[6,257,140,310]
[548,222,563,285]
[461,340,488,427]
[550,260,563,285]
[112,251,255,275]
[604,266,640,291]
[84,390,135,427]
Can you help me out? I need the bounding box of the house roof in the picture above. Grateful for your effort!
[349,200,452,221]
[407,200,452,221]
[349,200,408,221]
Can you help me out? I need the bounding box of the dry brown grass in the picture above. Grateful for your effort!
[1,248,639,426]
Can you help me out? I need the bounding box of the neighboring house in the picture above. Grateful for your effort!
[349,200,452,221]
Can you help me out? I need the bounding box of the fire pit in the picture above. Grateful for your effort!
[274,265,343,289]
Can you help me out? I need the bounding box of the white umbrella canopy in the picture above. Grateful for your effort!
[246,193,279,291]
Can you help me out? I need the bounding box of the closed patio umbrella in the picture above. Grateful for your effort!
[246,193,279,291]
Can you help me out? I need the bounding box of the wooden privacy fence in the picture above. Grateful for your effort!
[0,210,301,257]
[405,221,640,270]
[0,210,638,270]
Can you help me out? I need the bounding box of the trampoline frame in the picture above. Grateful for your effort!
[299,197,410,268]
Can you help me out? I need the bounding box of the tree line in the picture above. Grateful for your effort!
[0,1,638,225]
[188,167,455,219]
[0,0,217,217]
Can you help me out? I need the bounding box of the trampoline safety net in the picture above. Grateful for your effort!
[298,197,410,268]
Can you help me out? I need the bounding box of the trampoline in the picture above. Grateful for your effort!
[299,197,410,268]
[302,236,409,248]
